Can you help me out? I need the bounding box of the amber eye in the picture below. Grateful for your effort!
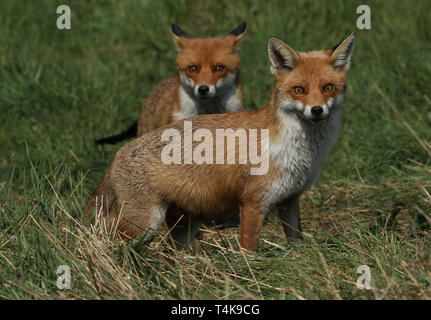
[293,86,305,95]
[188,65,198,73]
[214,65,225,72]
[323,83,334,93]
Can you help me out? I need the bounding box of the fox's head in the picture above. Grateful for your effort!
[171,22,246,101]
[268,33,355,123]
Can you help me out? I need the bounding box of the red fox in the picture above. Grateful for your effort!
[95,23,246,145]
[88,32,355,252]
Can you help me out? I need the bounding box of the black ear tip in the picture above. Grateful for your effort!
[171,24,190,37]
[229,21,247,36]
[171,24,180,33]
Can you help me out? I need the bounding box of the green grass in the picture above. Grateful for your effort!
[0,0,430,299]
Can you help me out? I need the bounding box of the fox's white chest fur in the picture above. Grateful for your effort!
[266,104,342,207]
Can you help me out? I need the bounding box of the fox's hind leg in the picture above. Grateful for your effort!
[165,205,201,250]
[116,197,168,240]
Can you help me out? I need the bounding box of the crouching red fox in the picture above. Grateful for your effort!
[86,32,355,252]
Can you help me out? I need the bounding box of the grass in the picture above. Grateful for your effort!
[0,0,430,299]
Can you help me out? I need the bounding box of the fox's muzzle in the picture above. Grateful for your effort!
[195,84,216,100]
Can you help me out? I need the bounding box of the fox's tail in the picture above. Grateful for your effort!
[95,121,138,145]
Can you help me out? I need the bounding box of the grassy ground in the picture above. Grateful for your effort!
[0,0,430,299]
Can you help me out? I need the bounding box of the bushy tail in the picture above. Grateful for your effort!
[95,121,138,145]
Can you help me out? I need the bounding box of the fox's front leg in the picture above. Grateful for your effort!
[239,204,265,252]
[277,196,303,242]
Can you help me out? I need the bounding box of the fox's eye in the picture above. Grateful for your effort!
[293,86,305,95]
[214,65,225,72]
[188,65,198,73]
[323,83,334,93]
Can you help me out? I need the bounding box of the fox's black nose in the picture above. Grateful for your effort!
[198,85,210,95]
[311,106,323,116]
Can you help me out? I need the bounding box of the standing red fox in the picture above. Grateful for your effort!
[88,32,355,252]
[95,23,246,145]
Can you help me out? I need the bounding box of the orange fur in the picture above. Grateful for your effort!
[175,36,241,87]
[276,51,346,107]
[137,25,246,136]
[88,33,355,252]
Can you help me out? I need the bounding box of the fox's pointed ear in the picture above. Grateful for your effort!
[229,22,247,37]
[171,24,191,51]
[331,32,355,71]
[171,24,190,38]
[268,37,299,76]
[227,22,247,50]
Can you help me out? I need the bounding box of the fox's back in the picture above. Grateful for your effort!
[115,110,278,218]
[137,77,181,136]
